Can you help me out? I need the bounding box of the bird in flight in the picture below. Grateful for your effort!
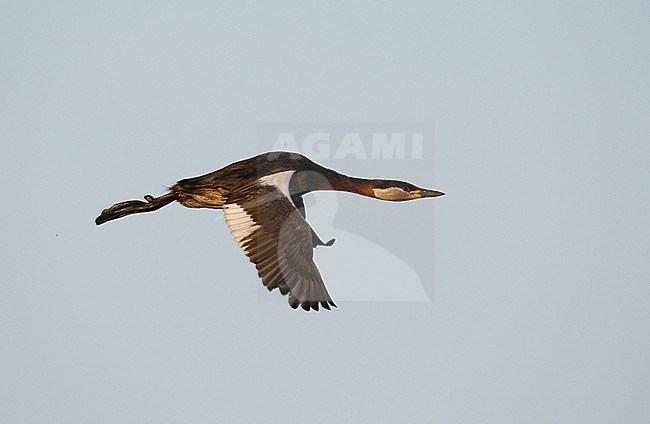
[96,151,444,311]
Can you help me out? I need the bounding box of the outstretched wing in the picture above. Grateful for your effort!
[223,186,336,311]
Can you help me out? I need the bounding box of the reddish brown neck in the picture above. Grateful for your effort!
[328,174,375,197]
[290,169,376,198]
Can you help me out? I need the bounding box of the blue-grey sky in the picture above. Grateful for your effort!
[2,1,649,423]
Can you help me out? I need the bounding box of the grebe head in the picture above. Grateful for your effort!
[371,180,445,202]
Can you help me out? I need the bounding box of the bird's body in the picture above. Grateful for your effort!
[96,151,444,311]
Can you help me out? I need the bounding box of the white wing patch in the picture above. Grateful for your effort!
[259,170,296,202]
[223,203,260,250]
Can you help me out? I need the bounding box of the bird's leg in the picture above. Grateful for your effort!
[95,192,179,225]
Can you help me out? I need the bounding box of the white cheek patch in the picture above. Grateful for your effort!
[224,203,260,250]
[372,187,410,201]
